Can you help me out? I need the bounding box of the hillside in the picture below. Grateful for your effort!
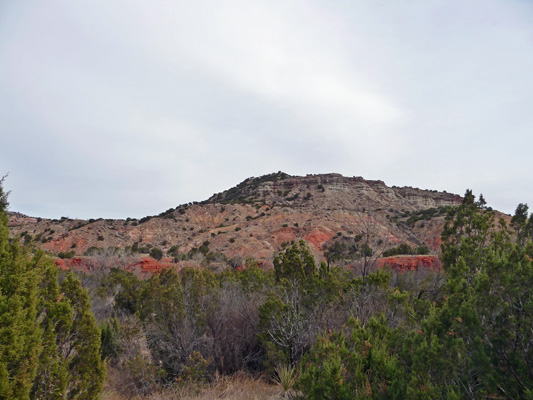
[8,172,463,267]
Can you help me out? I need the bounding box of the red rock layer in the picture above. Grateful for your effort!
[378,255,441,272]
[55,256,175,276]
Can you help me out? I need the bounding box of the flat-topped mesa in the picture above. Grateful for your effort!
[206,172,462,212]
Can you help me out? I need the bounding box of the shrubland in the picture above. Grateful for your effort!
[2,177,532,399]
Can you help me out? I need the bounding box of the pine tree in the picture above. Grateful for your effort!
[60,274,106,399]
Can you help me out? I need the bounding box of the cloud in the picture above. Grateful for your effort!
[0,0,532,217]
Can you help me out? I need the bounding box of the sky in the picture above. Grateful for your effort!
[1,0,532,219]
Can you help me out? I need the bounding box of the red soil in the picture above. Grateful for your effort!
[378,255,441,272]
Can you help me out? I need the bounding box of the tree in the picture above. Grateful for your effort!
[353,211,387,280]
[259,284,312,367]
[139,269,188,379]
[440,189,495,284]
[60,274,106,399]
[324,239,360,270]
[0,220,41,399]
[324,241,348,269]
[0,178,106,400]
[510,203,533,249]
[425,190,533,398]
[297,191,533,399]
[0,175,8,213]
[273,240,317,282]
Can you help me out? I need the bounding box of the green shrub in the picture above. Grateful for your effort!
[58,250,75,259]
[167,245,180,257]
[179,352,213,383]
[296,315,403,399]
[149,248,163,260]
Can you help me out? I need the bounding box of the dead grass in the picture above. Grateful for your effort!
[102,371,283,400]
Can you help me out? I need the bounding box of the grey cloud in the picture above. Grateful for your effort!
[1,0,532,218]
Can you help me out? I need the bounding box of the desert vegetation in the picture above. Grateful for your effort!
[2,177,532,399]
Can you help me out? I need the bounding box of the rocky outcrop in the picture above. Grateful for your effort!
[207,173,461,213]
[378,255,441,272]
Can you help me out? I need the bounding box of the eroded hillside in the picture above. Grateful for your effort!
[9,173,463,267]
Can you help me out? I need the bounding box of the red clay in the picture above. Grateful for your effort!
[378,255,441,272]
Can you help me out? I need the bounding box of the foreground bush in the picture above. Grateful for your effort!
[295,192,533,399]
[0,180,105,400]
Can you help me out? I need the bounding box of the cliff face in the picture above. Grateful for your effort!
[208,173,461,212]
[8,172,463,267]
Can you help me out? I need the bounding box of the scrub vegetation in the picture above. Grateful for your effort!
[1,177,532,399]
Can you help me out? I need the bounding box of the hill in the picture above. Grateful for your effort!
[8,172,464,268]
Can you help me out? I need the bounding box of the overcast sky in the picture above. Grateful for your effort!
[1,1,532,219]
